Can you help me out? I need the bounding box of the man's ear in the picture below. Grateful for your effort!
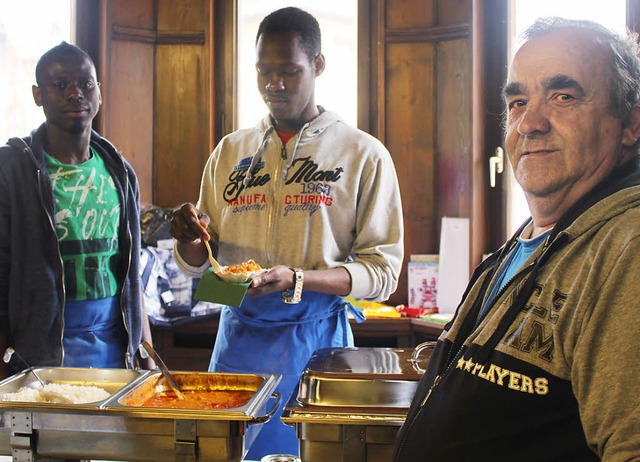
[622,105,640,146]
[314,53,325,77]
[32,85,42,107]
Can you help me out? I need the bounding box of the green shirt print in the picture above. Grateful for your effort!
[45,147,121,300]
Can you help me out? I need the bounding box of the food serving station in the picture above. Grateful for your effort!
[282,345,433,462]
[0,367,280,461]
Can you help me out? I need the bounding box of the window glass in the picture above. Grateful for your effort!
[0,1,73,143]
[237,0,357,129]
[506,0,626,235]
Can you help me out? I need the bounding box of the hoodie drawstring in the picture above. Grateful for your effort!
[242,125,274,189]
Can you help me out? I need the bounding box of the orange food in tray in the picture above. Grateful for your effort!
[215,259,266,283]
[224,259,262,275]
[139,389,254,409]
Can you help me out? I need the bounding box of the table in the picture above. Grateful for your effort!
[150,315,445,371]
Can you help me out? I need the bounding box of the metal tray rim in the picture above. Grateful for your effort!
[102,370,282,420]
[0,367,152,412]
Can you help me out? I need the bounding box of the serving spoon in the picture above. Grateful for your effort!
[2,347,73,404]
[139,342,185,400]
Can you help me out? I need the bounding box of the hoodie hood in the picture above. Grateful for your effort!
[242,108,343,188]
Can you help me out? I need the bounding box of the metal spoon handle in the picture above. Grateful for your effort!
[3,347,46,387]
[139,342,185,399]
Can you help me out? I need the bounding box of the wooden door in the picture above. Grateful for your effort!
[88,0,212,208]
[361,0,507,305]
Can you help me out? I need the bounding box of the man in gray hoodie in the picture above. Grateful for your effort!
[170,6,404,459]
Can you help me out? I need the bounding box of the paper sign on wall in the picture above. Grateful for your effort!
[436,217,469,314]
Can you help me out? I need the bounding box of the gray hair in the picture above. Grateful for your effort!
[520,17,640,123]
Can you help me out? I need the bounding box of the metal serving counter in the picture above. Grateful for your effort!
[0,367,280,461]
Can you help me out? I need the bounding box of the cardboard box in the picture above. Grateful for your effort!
[407,259,439,310]
[194,269,251,307]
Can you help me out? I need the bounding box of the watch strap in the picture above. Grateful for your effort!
[281,268,304,304]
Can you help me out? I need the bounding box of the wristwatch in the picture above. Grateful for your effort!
[281,268,304,304]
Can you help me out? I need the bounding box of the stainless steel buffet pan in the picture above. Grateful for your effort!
[0,366,145,410]
[282,346,433,462]
[295,346,431,408]
[0,368,281,462]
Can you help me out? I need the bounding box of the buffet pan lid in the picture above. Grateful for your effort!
[282,347,433,416]
[302,347,430,381]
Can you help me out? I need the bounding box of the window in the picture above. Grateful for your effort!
[0,1,73,143]
[236,0,358,129]
[506,0,627,234]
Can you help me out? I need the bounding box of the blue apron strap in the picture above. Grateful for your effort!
[345,299,366,323]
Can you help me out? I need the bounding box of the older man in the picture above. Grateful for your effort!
[393,17,640,462]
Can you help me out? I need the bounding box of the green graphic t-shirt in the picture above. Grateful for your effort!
[45,148,122,301]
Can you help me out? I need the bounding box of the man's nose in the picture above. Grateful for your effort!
[66,82,85,100]
[265,74,284,91]
[517,101,550,135]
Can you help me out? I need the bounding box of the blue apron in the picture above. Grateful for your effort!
[62,296,128,368]
[209,291,364,459]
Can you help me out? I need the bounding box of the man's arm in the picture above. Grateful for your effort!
[342,152,404,301]
[572,237,640,459]
[0,334,8,380]
[0,159,12,380]
[248,265,352,298]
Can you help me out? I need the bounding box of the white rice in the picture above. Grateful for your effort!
[1,383,110,404]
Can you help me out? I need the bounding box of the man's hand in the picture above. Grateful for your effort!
[247,265,296,297]
[170,203,211,244]
[170,203,213,267]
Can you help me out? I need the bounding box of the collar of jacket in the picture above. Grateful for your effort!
[461,156,640,365]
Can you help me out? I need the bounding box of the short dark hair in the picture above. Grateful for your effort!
[520,17,640,122]
[256,7,321,59]
[35,41,95,86]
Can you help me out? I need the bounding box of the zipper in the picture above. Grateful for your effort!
[420,374,441,406]
[264,139,287,267]
[413,236,537,410]
[474,231,552,329]
[35,165,66,366]
[119,163,133,368]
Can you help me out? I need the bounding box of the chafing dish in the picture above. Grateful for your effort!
[0,367,281,461]
[282,345,432,462]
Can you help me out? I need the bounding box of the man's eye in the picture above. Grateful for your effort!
[508,99,526,110]
[79,80,94,90]
[52,81,67,90]
[556,93,574,102]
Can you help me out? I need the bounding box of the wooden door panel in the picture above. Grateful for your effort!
[106,41,155,204]
[367,0,473,305]
[385,41,438,305]
[439,0,471,25]
[154,44,210,207]
[386,0,435,29]
[436,38,472,219]
[99,0,156,204]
